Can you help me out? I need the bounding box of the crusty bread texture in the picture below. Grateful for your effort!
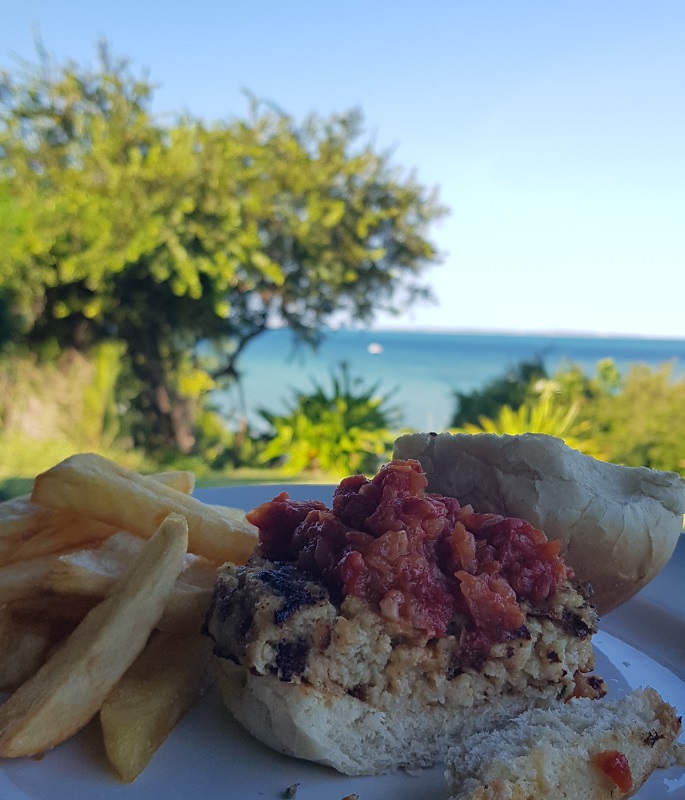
[393,433,685,614]
[445,687,682,800]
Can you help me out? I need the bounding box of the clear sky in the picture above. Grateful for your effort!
[3,1,684,338]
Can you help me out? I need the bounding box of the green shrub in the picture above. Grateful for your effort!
[587,362,685,473]
[194,412,271,471]
[452,380,603,459]
[450,358,547,428]
[449,356,685,474]
[257,363,401,477]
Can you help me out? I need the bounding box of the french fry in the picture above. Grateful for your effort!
[0,495,109,566]
[0,512,188,757]
[0,533,143,606]
[150,470,196,495]
[0,469,195,566]
[7,594,99,626]
[2,532,217,635]
[157,553,218,635]
[100,630,213,782]
[0,609,55,692]
[44,533,141,596]
[32,453,257,564]
[0,554,61,604]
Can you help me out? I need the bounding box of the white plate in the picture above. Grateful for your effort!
[0,485,683,800]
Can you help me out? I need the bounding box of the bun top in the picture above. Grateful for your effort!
[393,432,685,614]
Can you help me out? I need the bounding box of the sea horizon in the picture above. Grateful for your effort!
[263,316,685,342]
[316,323,685,343]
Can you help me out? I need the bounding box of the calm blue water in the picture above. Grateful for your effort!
[215,329,685,432]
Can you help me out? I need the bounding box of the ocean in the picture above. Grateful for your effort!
[216,329,685,432]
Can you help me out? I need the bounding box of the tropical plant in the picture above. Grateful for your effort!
[453,380,603,458]
[450,359,548,428]
[190,413,270,471]
[257,364,401,476]
[449,355,685,471]
[0,42,446,457]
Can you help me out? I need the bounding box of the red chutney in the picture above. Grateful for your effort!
[247,459,571,654]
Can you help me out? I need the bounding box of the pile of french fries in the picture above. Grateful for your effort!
[0,452,258,782]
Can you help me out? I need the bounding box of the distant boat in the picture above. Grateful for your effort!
[367,342,383,354]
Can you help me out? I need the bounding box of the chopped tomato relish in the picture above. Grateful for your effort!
[593,750,632,792]
[248,459,571,651]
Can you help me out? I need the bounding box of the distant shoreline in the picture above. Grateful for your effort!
[267,324,685,343]
[371,328,685,342]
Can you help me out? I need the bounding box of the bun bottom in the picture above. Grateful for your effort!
[214,657,557,776]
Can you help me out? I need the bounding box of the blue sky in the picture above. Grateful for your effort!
[3,1,684,338]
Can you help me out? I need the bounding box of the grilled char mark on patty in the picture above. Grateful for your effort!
[204,558,336,680]
[526,583,596,640]
[256,565,328,625]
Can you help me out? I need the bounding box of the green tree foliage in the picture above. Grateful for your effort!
[587,362,685,472]
[257,363,400,476]
[0,42,446,456]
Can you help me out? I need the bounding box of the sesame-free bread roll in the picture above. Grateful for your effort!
[445,687,682,800]
[393,433,685,614]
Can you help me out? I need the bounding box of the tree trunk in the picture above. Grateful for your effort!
[127,344,197,456]
[138,380,195,455]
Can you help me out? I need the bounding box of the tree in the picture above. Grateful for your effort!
[587,362,685,473]
[0,42,447,455]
